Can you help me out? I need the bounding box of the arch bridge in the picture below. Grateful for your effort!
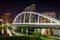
[13,12,60,28]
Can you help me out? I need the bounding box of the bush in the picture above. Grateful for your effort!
[0,36,41,40]
[0,36,56,40]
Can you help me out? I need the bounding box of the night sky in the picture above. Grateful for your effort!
[0,0,60,20]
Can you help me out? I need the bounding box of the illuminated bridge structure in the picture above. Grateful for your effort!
[13,12,60,28]
[11,12,60,35]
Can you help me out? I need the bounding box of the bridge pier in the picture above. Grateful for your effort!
[21,28,23,34]
[2,29,4,35]
[26,29,28,35]
[35,28,36,33]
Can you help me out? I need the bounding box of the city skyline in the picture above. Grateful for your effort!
[0,0,60,20]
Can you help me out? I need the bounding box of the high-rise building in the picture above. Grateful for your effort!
[41,12,56,23]
[24,4,35,12]
[41,12,56,36]
[2,12,12,23]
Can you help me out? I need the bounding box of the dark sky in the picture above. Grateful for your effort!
[0,0,60,20]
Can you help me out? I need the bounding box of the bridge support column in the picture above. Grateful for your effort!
[26,29,28,35]
[50,20,53,23]
[21,28,23,34]
[35,28,36,33]
[29,13,31,23]
[2,29,4,35]
[50,20,53,36]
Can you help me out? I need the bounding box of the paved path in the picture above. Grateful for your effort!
[47,36,60,40]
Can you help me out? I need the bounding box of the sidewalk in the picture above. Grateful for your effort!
[47,36,60,40]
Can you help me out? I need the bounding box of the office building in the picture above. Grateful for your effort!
[41,12,56,36]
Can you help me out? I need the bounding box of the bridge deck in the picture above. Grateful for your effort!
[12,23,60,28]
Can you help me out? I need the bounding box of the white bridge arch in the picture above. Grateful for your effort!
[13,12,60,27]
[10,12,60,36]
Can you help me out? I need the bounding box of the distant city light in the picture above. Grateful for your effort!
[58,16,60,19]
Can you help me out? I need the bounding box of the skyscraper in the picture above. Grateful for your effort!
[24,4,35,12]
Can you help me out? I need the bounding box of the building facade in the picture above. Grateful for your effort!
[24,4,35,12]
[41,12,56,23]
[2,12,12,23]
[41,12,56,36]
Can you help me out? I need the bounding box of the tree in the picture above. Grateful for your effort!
[0,21,2,26]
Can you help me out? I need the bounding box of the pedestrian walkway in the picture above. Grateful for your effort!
[47,36,60,40]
